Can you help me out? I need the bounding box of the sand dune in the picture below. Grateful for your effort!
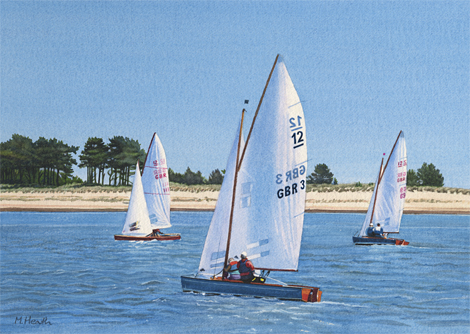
[0,189,468,214]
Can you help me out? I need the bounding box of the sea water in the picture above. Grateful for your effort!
[0,211,468,333]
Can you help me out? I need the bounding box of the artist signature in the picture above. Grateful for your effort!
[15,316,52,325]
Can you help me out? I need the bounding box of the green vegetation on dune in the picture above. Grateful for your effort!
[1,183,468,195]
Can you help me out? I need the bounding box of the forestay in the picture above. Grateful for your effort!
[121,161,153,236]
[141,133,171,229]
[361,132,407,235]
[199,118,245,275]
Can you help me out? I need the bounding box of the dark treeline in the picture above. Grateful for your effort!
[407,163,444,187]
[79,136,146,186]
[0,134,79,186]
[168,168,224,185]
[0,134,225,187]
[0,134,147,186]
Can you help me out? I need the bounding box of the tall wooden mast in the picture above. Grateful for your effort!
[222,109,245,279]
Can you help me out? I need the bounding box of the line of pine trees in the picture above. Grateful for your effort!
[79,136,146,186]
[305,162,444,187]
[169,168,224,185]
[407,163,444,187]
[0,134,79,186]
[0,134,226,186]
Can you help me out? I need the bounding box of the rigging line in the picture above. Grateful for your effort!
[265,276,288,286]
[216,235,224,277]
[141,132,156,175]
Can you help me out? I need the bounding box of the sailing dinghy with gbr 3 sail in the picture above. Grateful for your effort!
[114,133,181,241]
[180,55,321,303]
[353,131,409,246]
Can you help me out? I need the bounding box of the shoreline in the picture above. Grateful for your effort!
[1,208,468,215]
[1,189,468,215]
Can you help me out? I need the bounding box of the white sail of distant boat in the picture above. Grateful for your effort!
[121,161,153,236]
[359,132,407,236]
[198,56,308,274]
[141,133,171,230]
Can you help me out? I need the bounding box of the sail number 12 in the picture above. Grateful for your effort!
[290,116,304,149]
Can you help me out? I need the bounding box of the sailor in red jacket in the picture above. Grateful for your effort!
[237,251,255,283]
[223,257,241,280]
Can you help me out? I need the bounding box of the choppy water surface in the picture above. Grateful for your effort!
[1,211,469,333]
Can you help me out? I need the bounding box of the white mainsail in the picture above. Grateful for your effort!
[121,161,153,236]
[199,56,307,273]
[141,133,171,230]
[360,132,407,236]
[199,117,245,275]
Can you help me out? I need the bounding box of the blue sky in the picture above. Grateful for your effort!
[1,1,469,188]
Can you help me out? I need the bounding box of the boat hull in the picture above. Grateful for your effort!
[114,233,181,241]
[180,276,321,303]
[353,236,409,245]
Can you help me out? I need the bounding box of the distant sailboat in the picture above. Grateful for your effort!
[353,131,409,245]
[181,55,321,302]
[114,160,153,240]
[114,133,181,241]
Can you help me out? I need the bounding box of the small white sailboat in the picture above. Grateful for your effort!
[181,55,321,302]
[114,160,153,240]
[114,133,180,241]
[353,131,409,245]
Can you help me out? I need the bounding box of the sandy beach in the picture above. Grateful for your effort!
[0,188,468,214]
